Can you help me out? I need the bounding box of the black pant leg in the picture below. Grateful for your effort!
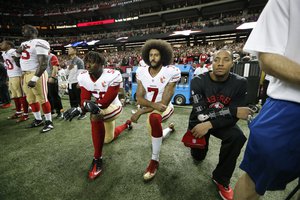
[0,83,10,103]
[68,83,77,107]
[211,125,247,186]
[48,81,63,113]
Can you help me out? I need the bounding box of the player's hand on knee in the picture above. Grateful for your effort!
[64,107,82,121]
[27,80,36,88]
[83,100,101,114]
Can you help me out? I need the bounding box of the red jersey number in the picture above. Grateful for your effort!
[5,59,14,70]
[21,50,30,60]
[147,87,158,102]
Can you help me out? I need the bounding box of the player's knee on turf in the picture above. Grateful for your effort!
[191,147,208,161]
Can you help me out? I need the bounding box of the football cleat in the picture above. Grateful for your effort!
[143,159,159,181]
[27,119,44,128]
[212,179,233,200]
[8,112,22,120]
[40,120,54,133]
[126,120,133,130]
[1,103,12,109]
[168,123,175,132]
[88,158,103,180]
[16,115,29,123]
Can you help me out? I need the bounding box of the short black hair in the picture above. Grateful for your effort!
[214,49,234,61]
[23,24,38,36]
[141,39,173,66]
[84,51,105,65]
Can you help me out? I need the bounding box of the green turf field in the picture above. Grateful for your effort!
[0,99,299,200]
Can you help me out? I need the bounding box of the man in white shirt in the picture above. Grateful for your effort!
[234,0,300,199]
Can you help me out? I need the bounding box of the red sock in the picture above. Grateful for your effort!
[13,98,22,112]
[21,97,29,114]
[42,101,51,114]
[91,120,105,159]
[149,113,163,138]
[30,102,40,112]
[114,123,127,139]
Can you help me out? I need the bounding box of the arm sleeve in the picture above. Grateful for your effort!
[80,86,92,108]
[36,41,50,55]
[209,78,248,129]
[95,85,120,109]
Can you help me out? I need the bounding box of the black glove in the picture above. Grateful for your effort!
[64,107,82,121]
[28,80,36,88]
[83,101,101,114]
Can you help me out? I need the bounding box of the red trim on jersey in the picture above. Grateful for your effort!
[96,85,120,109]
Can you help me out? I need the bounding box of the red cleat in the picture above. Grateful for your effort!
[212,179,233,200]
[1,103,12,109]
[88,158,103,180]
[16,115,30,123]
[7,113,22,120]
[143,159,159,181]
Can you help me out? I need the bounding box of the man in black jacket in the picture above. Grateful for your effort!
[187,49,253,200]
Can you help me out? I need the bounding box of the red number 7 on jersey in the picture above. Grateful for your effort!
[147,87,158,102]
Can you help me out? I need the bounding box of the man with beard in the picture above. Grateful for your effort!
[16,25,53,133]
[135,39,181,181]
[187,49,253,200]
[64,51,132,180]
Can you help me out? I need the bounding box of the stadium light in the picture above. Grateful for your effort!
[236,22,257,30]
[170,30,201,36]
[87,40,100,46]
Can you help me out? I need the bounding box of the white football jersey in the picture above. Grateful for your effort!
[20,39,50,72]
[136,65,181,104]
[77,69,122,106]
[1,49,22,77]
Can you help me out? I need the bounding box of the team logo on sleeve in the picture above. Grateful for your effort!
[101,81,107,87]
[209,102,224,109]
[160,76,166,83]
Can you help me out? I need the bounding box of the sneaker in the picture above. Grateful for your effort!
[168,123,175,132]
[88,158,103,180]
[126,120,132,130]
[27,119,44,128]
[40,120,54,133]
[1,103,11,109]
[77,114,87,120]
[143,159,159,181]
[16,115,29,123]
[7,112,22,120]
[212,179,233,200]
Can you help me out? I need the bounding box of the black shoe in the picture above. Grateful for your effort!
[40,120,54,133]
[88,158,103,180]
[55,112,63,119]
[27,119,44,128]
[126,120,132,130]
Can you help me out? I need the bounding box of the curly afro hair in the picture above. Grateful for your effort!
[141,39,173,66]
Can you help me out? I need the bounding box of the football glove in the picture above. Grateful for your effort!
[64,107,82,121]
[83,101,101,114]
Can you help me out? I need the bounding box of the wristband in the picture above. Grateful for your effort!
[31,75,39,82]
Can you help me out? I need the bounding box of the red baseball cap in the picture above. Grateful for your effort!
[182,130,206,149]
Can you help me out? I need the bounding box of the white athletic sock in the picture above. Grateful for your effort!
[33,111,42,120]
[162,127,172,139]
[44,113,52,121]
[151,136,163,161]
